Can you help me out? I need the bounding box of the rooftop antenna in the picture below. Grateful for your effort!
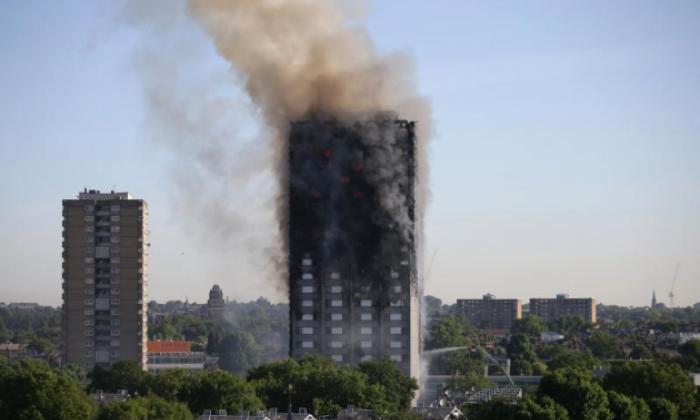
[668,261,680,308]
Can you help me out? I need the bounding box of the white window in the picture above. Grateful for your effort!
[301,286,314,293]
[330,299,343,307]
[360,313,372,321]
[390,327,402,335]
[84,319,94,326]
[390,271,399,279]
[110,329,120,337]
[110,215,120,222]
[110,351,120,358]
[361,355,373,362]
[96,350,109,362]
[331,354,343,362]
[329,341,344,348]
[400,260,408,266]
[301,341,314,349]
[111,309,120,316]
[96,298,109,310]
[330,285,342,293]
[85,341,94,347]
[111,267,120,274]
[390,300,404,307]
[390,313,402,321]
[84,329,94,336]
[302,300,313,307]
[84,267,94,274]
[84,277,94,285]
[84,308,93,315]
[330,272,340,279]
[330,327,343,335]
[110,339,120,347]
[84,236,94,243]
[84,205,94,213]
[360,327,372,335]
[110,236,120,243]
[111,298,120,305]
[110,288,120,295]
[84,257,94,264]
[392,285,402,293]
[302,273,313,280]
[84,289,94,296]
[360,341,372,349]
[110,205,120,213]
[83,299,93,306]
[360,299,372,307]
[390,341,402,348]
[95,246,110,258]
[110,246,120,254]
[111,257,120,264]
[390,355,402,362]
[301,327,314,335]
[330,313,343,321]
[111,319,120,326]
[111,226,120,233]
[84,225,94,232]
[302,258,312,266]
[301,314,314,321]
[111,277,120,285]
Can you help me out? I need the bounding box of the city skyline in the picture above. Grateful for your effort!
[1,1,699,307]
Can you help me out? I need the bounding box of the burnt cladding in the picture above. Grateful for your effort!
[288,116,418,374]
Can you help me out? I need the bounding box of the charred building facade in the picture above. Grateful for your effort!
[288,117,420,378]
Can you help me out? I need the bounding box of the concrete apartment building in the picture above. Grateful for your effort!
[288,119,421,378]
[62,189,148,369]
[455,294,522,330]
[529,294,596,324]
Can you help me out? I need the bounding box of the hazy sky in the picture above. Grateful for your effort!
[1,1,698,307]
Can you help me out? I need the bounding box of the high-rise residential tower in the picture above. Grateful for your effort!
[455,294,522,331]
[62,189,148,369]
[529,294,596,324]
[288,118,421,378]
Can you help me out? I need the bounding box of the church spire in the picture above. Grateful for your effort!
[651,290,657,308]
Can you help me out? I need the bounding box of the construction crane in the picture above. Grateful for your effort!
[668,261,680,308]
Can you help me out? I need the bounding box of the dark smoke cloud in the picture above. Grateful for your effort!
[112,0,431,293]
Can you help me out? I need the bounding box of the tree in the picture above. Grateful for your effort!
[517,396,571,420]
[96,395,192,420]
[511,315,546,338]
[678,339,700,371]
[216,331,261,375]
[538,367,613,420]
[89,361,149,395]
[0,358,96,420]
[602,362,697,418]
[508,334,540,375]
[425,316,477,350]
[542,345,600,371]
[357,358,418,411]
[180,370,263,415]
[646,398,679,420]
[587,330,624,359]
[549,316,590,336]
[607,391,650,420]
[147,368,190,401]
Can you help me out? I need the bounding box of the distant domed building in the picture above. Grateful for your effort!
[207,285,225,320]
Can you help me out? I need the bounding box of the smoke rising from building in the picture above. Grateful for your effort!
[113,0,430,297]
[186,0,431,285]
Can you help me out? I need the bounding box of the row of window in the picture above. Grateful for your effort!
[320,354,402,363]
[84,215,121,222]
[299,312,403,321]
[84,339,120,348]
[301,299,405,308]
[84,205,121,213]
[83,329,121,337]
[300,326,403,335]
[300,340,403,350]
[84,308,120,316]
[300,286,403,294]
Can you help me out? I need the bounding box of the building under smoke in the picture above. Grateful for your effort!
[288,116,420,378]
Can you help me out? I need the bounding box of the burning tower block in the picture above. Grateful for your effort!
[288,116,421,378]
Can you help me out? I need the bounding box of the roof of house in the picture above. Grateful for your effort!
[147,340,191,353]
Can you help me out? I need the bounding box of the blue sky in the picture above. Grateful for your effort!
[0,1,698,307]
